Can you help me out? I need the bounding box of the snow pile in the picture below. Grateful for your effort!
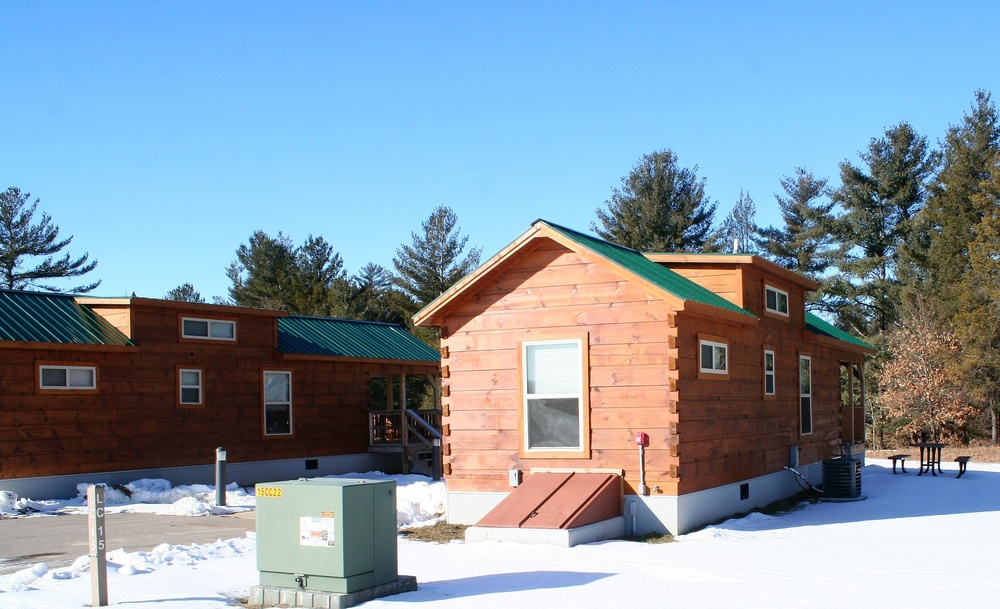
[0,537,255,598]
[0,490,47,516]
[334,471,447,527]
[103,537,255,576]
[0,490,20,513]
[75,479,256,515]
[1,472,446,524]
[1,563,48,592]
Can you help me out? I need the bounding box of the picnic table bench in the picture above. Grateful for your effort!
[955,456,971,479]
[887,454,909,474]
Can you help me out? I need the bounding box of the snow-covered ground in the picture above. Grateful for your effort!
[2,460,998,608]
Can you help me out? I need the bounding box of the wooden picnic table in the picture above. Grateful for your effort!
[912,442,946,476]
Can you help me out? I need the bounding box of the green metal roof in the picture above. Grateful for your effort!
[0,289,135,346]
[805,312,874,351]
[278,316,439,362]
[540,220,756,319]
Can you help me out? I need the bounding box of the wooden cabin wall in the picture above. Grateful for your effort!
[84,304,133,337]
[670,265,865,494]
[438,244,869,497]
[0,302,437,480]
[440,239,681,495]
[666,265,745,308]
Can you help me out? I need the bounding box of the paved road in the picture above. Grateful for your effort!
[0,511,256,575]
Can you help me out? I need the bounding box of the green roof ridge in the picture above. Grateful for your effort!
[278,315,439,361]
[540,220,756,318]
[0,289,135,346]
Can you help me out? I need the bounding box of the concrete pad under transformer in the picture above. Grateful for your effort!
[248,576,417,609]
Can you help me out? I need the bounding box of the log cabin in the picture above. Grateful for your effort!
[0,290,440,498]
[413,220,872,536]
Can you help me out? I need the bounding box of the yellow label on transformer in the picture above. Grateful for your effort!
[256,487,282,498]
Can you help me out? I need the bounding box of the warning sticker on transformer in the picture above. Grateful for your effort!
[299,513,336,547]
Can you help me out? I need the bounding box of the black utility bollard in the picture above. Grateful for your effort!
[215,447,227,507]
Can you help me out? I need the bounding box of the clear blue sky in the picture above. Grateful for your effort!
[3,1,1000,302]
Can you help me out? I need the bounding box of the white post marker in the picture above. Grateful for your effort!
[87,485,108,607]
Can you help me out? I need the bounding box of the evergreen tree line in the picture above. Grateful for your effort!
[592,90,1000,448]
[177,207,482,346]
[6,90,999,447]
[0,187,477,344]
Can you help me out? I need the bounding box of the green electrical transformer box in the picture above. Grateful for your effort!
[255,478,398,594]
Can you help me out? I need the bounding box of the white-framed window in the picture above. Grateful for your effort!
[522,339,584,452]
[39,365,96,390]
[179,369,203,405]
[263,371,292,436]
[764,350,776,396]
[700,340,728,374]
[800,355,813,435]
[765,285,789,316]
[182,317,236,341]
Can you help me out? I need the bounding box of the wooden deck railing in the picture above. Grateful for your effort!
[369,409,442,479]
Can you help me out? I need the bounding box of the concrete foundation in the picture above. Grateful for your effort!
[450,462,826,536]
[446,490,508,526]
[0,452,402,499]
[248,576,417,609]
[465,516,626,547]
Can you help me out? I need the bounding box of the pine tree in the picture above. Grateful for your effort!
[288,235,348,317]
[226,231,347,316]
[706,191,758,254]
[164,283,205,303]
[0,187,100,293]
[829,123,938,336]
[953,148,1000,443]
[755,168,840,312]
[393,206,481,311]
[346,263,409,325]
[915,90,1000,318]
[592,150,716,251]
[756,168,839,276]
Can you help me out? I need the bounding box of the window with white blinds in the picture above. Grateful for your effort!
[264,371,293,436]
[523,340,583,451]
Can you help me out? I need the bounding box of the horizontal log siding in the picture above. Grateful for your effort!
[441,241,680,494]
[667,266,744,307]
[0,302,437,480]
[439,243,868,497]
[672,264,862,493]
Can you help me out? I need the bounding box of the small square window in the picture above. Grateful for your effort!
[765,286,789,316]
[700,340,728,374]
